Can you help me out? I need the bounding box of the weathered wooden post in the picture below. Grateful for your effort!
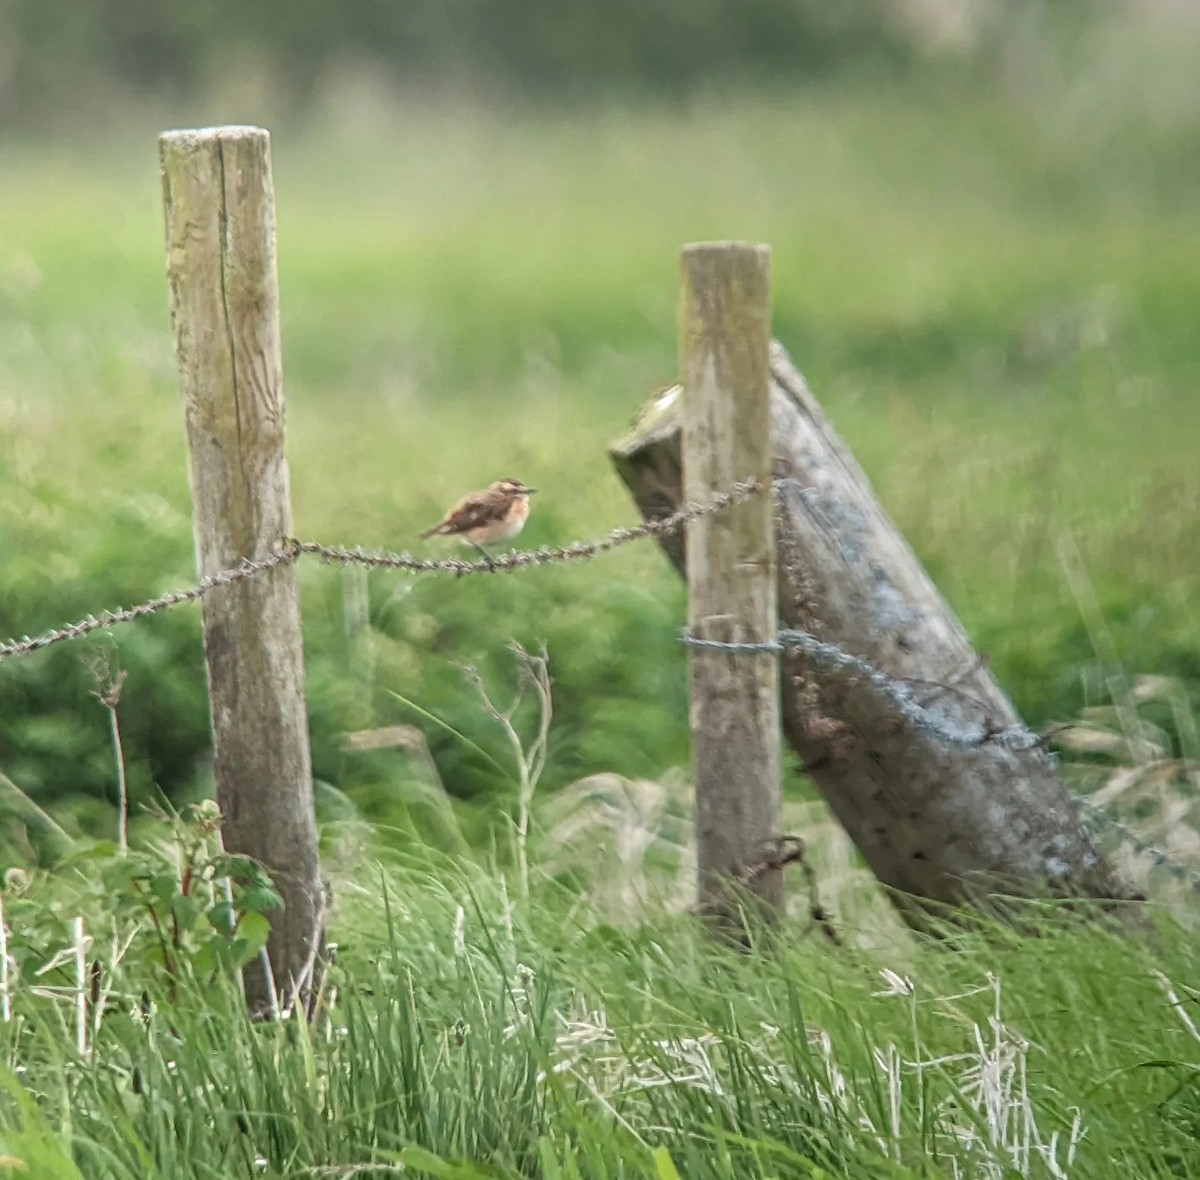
[160,126,323,1015]
[612,336,1140,929]
[680,242,783,925]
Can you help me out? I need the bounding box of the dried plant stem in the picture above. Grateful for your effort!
[89,657,130,852]
[212,824,249,1006]
[0,891,10,1022]
[466,643,553,899]
[72,916,88,1057]
[514,649,552,897]
[107,705,129,852]
[258,949,281,1022]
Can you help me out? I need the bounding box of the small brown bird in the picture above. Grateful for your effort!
[420,478,536,565]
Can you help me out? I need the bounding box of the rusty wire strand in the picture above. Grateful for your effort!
[0,551,299,664]
[733,834,842,944]
[0,478,764,665]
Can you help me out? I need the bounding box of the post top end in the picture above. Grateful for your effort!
[159,125,270,147]
[681,241,771,259]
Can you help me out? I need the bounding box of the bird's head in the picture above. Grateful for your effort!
[494,478,536,497]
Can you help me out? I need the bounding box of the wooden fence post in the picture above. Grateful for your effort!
[680,242,783,926]
[159,126,323,1016]
[612,337,1140,929]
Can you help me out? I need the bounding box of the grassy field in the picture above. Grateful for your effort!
[1,63,1200,1176]
[2,80,1198,846]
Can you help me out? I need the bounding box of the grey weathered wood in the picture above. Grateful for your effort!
[679,243,783,922]
[612,338,1138,928]
[160,126,324,1013]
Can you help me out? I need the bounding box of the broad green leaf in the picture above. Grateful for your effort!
[237,910,272,949]
[653,1148,682,1180]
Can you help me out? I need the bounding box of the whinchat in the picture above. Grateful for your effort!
[420,478,536,565]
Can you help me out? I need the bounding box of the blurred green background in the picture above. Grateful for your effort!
[1,0,1198,862]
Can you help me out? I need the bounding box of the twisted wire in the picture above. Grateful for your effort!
[0,479,763,664]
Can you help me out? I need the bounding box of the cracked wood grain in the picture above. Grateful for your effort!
[160,126,324,1016]
[679,242,783,928]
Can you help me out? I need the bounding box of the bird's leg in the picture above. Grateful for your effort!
[468,541,496,572]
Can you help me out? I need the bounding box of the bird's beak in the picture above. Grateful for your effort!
[525,488,538,494]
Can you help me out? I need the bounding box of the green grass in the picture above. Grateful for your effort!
[3,815,1200,1179]
[2,58,1200,1177]
[2,80,1199,847]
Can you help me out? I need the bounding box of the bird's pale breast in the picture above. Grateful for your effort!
[462,495,530,544]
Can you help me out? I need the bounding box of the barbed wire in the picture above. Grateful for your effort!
[3,473,1195,896]
[0,551,299,664]
[680,629,1042,751]
[683,628,1200,892]
[0,478,764,665]
[289,476,762,576]
[1073,797,1200,893]
[735,835,842,945]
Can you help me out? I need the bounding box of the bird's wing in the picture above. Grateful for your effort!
[423,486,509,537]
